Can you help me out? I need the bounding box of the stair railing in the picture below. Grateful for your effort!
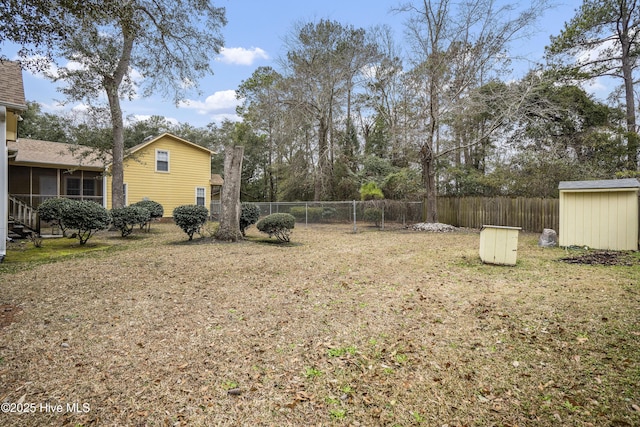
[8,195,40,234]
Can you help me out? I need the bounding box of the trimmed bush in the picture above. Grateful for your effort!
[132,200,164,231]
[111,206,151,237]
[37,197,72,236]
[256,213,295,243]
[173,204,208,240]
[61,200,111,245]
[240,203,261,236]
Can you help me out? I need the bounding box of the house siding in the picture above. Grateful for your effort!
[106,135,211,217]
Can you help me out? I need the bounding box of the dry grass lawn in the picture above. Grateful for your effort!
[1,223,639,427]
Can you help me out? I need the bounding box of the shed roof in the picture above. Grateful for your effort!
[558,178,640,191]
[8,138,104,170]
[0,60,27,110]
[210,173,223,186]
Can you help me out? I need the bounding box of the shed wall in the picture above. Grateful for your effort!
[559,190,639,250]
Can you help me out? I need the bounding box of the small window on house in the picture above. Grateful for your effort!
[156,150,169,172]
[196,187,206,206]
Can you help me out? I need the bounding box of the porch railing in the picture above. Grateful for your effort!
[8,195,39,233]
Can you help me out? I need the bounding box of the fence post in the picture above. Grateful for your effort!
[353,200,357,233]
[381,204,385,230]
[305,202,308,228]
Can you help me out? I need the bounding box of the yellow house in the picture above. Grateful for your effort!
[105,133,214,217]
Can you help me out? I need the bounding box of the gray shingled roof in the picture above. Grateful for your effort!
[0,60,27,110]
[8,138,104,169]
[558,178,640,190]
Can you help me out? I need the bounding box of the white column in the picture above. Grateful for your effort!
[1,106,8,262]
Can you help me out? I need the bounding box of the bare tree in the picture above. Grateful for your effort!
[399,0,550,222]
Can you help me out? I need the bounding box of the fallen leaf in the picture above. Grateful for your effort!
[512,361,520,368]
[227,388,242,396]
[632,404,640,412]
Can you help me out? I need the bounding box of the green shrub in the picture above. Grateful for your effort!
[173,204,209,240]
[37,197,72,236]
[359,181,384,201]
[132,200,164,231]
[363,207,382,227]
[111,206,151,237]
[60,200,111,245]
[256,213,295,243]
[240,203,261,236]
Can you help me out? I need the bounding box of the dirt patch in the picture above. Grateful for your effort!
[0,304,21,328]
[559,251,639,266]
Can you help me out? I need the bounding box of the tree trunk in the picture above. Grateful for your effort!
[107,26,134,209]
[215,145,244,242]
[314,116,330,201]
[106,84,125,209]
[421,144,438,223]
[622,47,638,170]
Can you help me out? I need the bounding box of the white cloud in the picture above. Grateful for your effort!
[127,114,180,126]
[178,90,242,114]
[216,47,269,65]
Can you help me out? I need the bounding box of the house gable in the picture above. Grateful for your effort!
[105,133,213,216]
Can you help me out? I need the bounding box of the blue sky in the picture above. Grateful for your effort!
[3,0,584,129]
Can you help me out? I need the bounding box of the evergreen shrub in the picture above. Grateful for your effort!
[111,206,150,237]
[240,203,260,236]
[256,213,295,243]
[37,197,72,236]
[132,200,164,230]
[173,204,208,240]
[61,200,111,245]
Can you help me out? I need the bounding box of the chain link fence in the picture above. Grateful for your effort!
[211,200,424,231]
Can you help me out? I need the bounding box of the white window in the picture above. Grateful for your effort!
[156,150,169,172]
[195,187,206,206]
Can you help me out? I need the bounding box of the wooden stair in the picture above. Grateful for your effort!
[8,195,40,238]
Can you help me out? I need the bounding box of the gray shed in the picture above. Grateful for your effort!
[558,178,640,250]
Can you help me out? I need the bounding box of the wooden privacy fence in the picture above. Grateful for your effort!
[436,196,559,233]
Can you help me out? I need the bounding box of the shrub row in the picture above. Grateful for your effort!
[38,199,297,244]
[37,198,165,244]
